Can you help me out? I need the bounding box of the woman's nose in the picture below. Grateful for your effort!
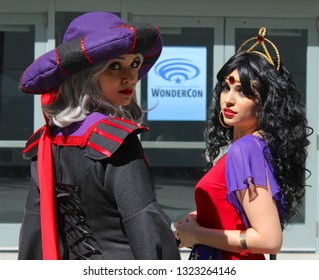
[225,91,235,105]
[121,70,137,84]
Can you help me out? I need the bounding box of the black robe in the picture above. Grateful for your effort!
[18,113,180,260]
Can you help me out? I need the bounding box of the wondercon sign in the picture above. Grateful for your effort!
[147,46,207,121]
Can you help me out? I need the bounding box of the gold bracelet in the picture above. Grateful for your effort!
[239,230,251,256]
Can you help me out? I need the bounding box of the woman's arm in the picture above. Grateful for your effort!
[108,134,180,259]
[18,161,43,259]
[175,183,282,255]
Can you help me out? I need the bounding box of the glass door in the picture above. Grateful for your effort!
[225,18,318,252]
[0,14,46,249]
[131,15,224,223]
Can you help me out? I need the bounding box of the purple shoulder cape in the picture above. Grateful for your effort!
[226,134,285,227]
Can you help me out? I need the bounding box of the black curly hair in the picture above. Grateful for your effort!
[205,51,312,227]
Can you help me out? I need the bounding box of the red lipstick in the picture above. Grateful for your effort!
[223,108,236,117]
[119,88,134,96]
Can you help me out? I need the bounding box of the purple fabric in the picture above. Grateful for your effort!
[226,134,285,227]
[20,51,69,93]
[51,112,107,137]
[63,12,123,42]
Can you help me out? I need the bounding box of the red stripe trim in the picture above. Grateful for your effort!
[80,37,94,65]
[112,118,148,132]
[55,49,69,76]
[23,126,44,154]
[121,25,136,53]
[23,138,40,154]
[100,119,134,133]
[113,117,137,126]
[142,48,162,59]
[87,141,112,157]
[51,118,106,147]
[94,127,123,144]
[51,136,86,147]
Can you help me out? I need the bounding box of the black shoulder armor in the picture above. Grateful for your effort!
[23,126,44,159]
[22,117,148,160]
[86,118,148,160]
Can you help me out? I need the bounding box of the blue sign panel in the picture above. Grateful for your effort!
[147,46,207,121]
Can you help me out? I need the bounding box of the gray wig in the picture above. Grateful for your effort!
[42,62,144,127]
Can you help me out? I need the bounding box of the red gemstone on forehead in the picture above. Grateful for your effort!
[228,76,235,84]
[257,35,263,43]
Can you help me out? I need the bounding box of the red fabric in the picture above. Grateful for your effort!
[41,89,59,106]
[121,25,136,53]
[38,119,61,260]
[94,127,123,144]
[87,141,112,157]
[22,129,42,154]
[101,118,134,133]
[195,154,265,260]
[80,37,94,64]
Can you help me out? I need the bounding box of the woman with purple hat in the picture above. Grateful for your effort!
[18,12,180,260]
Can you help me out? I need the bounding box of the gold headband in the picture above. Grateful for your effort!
[237,27,280,71]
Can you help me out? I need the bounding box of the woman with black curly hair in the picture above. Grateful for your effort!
[175,27,312,260]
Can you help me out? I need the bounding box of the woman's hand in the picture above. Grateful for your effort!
[174,212,199,248]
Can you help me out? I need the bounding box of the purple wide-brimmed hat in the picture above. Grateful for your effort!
[19,12,162,94]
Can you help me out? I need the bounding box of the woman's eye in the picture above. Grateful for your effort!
[131,59,141,68]
[221,83,230,92]
[109,62,120,70]
[237,87,246,96]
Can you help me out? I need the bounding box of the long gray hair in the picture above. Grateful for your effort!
[42,62,144,127]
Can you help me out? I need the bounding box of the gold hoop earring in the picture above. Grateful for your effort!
[219,110,231,129]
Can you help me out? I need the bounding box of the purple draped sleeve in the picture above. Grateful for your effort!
[226,134,285,228]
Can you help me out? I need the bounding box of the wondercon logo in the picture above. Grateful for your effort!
[154,58,200,84]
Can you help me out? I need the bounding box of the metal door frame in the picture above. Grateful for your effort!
[0,13,46,250]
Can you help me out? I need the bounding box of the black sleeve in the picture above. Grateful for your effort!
[18,160,43,260]
[105,133,180,260]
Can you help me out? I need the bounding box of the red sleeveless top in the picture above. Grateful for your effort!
[195,153,265,260]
